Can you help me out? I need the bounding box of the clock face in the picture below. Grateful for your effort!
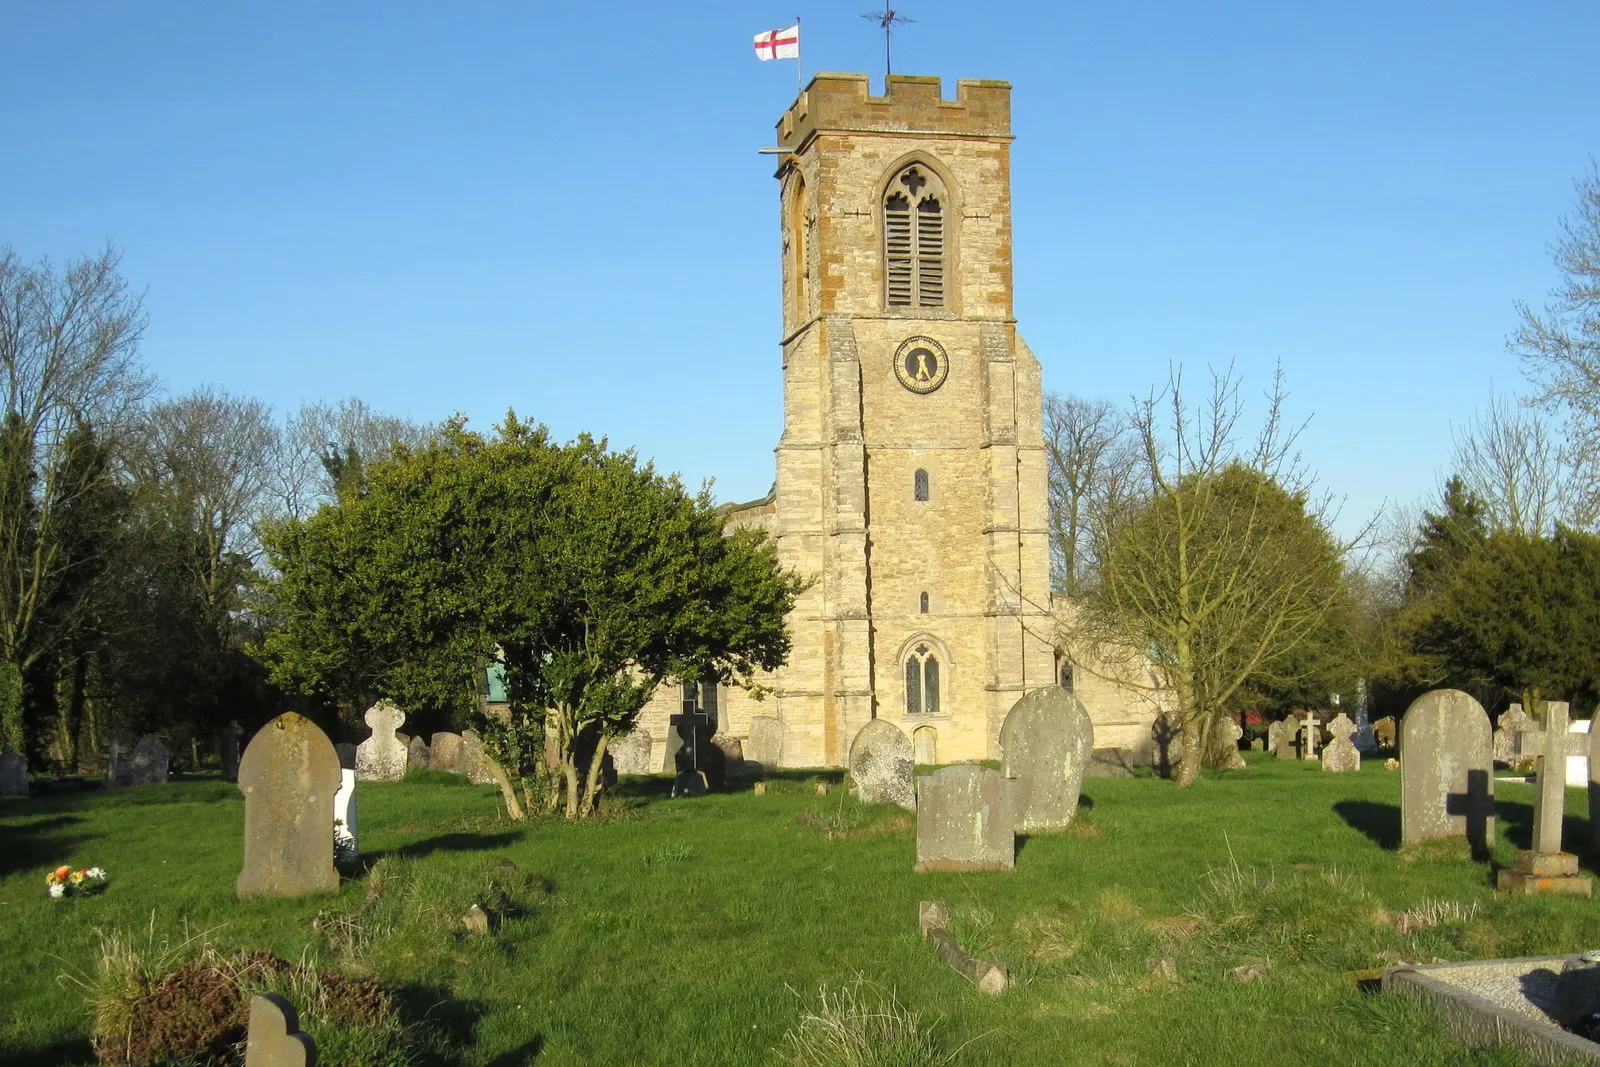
[894,336,949,394]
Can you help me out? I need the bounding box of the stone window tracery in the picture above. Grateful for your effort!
[905,643,941,715]
[884,164,947,308]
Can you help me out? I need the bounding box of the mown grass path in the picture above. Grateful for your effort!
[2,755,1596,1065]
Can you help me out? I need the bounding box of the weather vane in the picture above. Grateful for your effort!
[862,8,915,78]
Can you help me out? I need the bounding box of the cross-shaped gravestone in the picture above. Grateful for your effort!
[1515,701,1587,856]
[1322,712,1360,773]
[671,706,709,773]
[1299,711,1322,760]
[1498,700,1594,896]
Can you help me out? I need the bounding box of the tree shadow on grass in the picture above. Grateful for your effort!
[364,831,524,866]
[1333,800,1401,850]
[0,1036,94,1067]
[0,814,89,879]
[483,1038,545,1066]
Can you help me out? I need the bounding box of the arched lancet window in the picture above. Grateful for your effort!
[919,591,930,614]
[787,174,809,315]
[884,164,947,309]
[913,468,929,501]
[905,643,941,715]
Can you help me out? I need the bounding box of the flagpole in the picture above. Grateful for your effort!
[795,15,802,93]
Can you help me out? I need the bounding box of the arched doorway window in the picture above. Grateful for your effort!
[884,164,947,308]
[905,642,941,715]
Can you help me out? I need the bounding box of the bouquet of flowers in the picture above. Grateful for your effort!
[46,865,107,898]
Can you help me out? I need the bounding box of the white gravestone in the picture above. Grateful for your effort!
[333,767,358,870]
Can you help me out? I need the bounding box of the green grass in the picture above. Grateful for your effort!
[1,755,1595,1065]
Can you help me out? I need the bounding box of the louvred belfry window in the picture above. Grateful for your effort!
[884,165,947,309]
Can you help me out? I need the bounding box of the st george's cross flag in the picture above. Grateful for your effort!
[753,24,800,61]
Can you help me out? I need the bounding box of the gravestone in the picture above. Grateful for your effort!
[1298,711,1322,761]
[332,768,358,872]
[461,730,498,785]
[429,732,463,774]
[129,735,169,784]
[1567,718,1591,787]
[746,715,784,769]
[1322,712,1361,773]
[219,721,243,782]
[915,765,1016,872]
[1249,738,1264,752]
[611,729,653,775]
[998,688,1094,831]
[1267,720,1284,755]
[672,769,708,797]
[1217,717,1247,771]
[1588,721,1600,851]
[1400,689,1494,852]
[0,750,26,796]
[664,710,723,788]
[1497,701,1592,895]
[237,712,340,898]
[1352,702,1378,753]
[1274,719,1299,760]
[1494,703,1533,770]
[848,719,915,810]
[244,992,317,1067]
[715,736,755,781]
[1151,715,1182,778]
[355,702,406,781]
[406,735,429,772]
[1373,716,1397,749]
[105,732,135,787]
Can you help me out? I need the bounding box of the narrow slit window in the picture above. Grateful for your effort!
[913,468,929,501]
[884,165,948,309]
[920,591,930,614]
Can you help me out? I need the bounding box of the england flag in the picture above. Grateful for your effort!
[753,24,800,61]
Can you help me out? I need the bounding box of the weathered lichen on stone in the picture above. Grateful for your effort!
[1399,689,1494,851]
[848,719,915,809]
[354,702,406,781]
[237,712,340,899]
[999,687,1093,830]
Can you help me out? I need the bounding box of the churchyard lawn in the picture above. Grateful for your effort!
[1,758,1594,1066]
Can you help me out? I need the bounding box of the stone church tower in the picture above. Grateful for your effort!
[633,72,1058,769]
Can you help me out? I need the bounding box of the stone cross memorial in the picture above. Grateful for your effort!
[237,713,341,899]
[1322,712,1361,774]
[1217,717,1246,770]
[1299,712,1322,761]
[998,687,1094,830]
[1497,700,1593,896]
[1399,689,1495,853]
[848,719,916,810]
[915,765,1016,872]
[355,702,407,781]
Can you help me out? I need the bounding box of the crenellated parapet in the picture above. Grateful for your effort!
[777,72,1011,149]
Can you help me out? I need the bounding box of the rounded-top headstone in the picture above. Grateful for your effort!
[237,712,341,899]
[746,716,784,769]
[1400,689,1494,849]
[848,719,915,810]
[999,688,1094,831]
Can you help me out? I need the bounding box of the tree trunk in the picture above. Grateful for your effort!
[561,755,580,818]
[488,760,526,820]
[579,732,612,818]
[1174,712,1208,787]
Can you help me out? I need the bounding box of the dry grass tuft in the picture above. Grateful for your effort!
[778,980,959,1067]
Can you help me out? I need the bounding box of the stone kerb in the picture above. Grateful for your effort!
[848,719,915,809]
[998,687,1093,831]
[1322,713,1361,774]
[1400,689,1495,851]
[915,765,1016,872]
[355,702,407,781]
[237,712,340,899]
[746,716,784,769]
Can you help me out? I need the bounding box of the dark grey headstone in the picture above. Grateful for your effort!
[219,721,243,782]
[915,765,1016,872]
[128,735,168,785]
[999,687,1093,831]
[1400,689,1494,850]
[0,750,26,796]
[237,712,340,898]
[848,719,915,810]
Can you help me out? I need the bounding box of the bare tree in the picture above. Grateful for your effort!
[1450,392,1590,534]
[0,246,151,753]
[273,397,433,520]
[1044,393,1135,595]
[1065,364,1359,787]
[1515,163,1600,524]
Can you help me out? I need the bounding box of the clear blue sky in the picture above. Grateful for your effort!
[4,2,1598,535]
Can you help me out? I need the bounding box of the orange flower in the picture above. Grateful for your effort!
[51,865,71,881]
